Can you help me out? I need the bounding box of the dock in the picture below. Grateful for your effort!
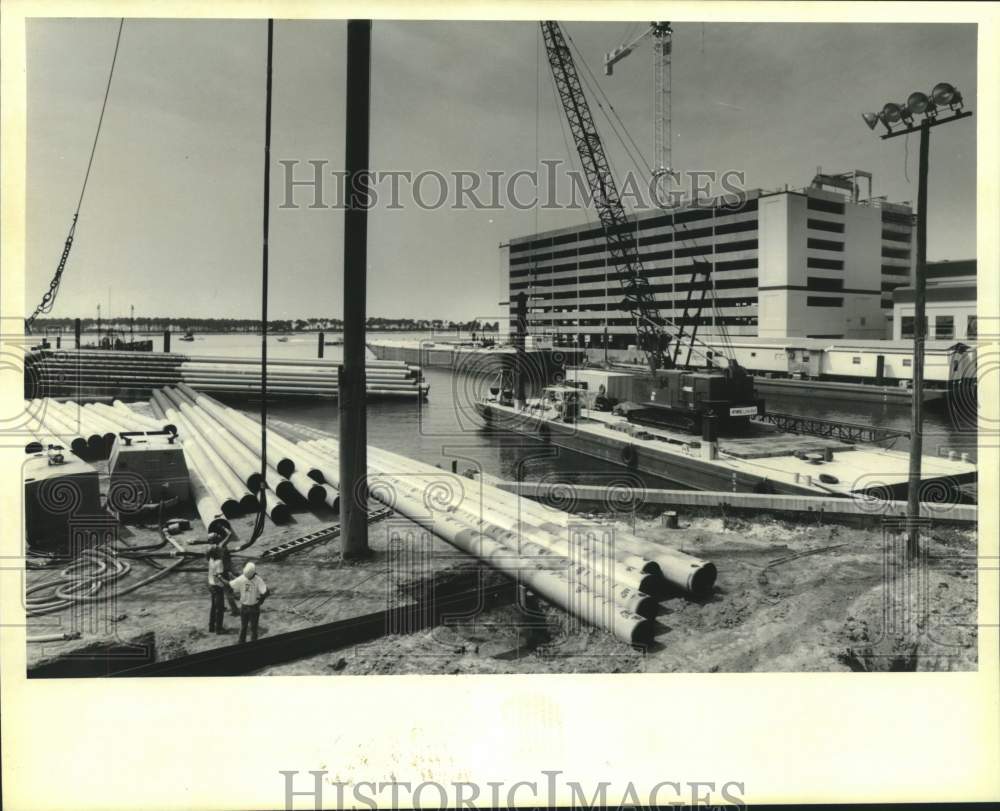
[475,401,976,501]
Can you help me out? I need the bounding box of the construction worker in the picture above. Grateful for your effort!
[206,546,226,634]
[224,561,270,643]
[218,538,240,617]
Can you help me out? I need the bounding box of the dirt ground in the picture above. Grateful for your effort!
[256,511,978,675]
[29,500,975,675]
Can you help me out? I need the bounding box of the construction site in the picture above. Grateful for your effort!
[20,19,979,677]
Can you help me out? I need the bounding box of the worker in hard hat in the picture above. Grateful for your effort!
[206,545,226,634]
[224,561,271,643]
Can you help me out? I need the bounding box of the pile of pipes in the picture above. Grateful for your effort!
[143,390,717,647]
[258,416,718,647]
[147,384,342,534]
[22,398,173,457]
[26,349,429,400]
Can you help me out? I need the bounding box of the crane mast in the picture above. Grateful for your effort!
[605,22,673,196]
[652,23,672,188]
[541,21,671,371]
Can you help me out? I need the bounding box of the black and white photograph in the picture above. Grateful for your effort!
[2,2,997,809]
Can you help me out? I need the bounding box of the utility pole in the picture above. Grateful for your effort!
[863,83,971,558]
[339,19,372,560]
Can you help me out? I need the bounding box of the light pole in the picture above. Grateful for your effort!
[863,82,972,557]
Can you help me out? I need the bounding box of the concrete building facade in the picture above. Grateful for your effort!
[891,259,977,341]
[502,174,914,349]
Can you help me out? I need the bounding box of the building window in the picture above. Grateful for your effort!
[806,296,843,308]
[935,315,954,340]
[968,315,978,338]
[900,316,928,338]
[903,358,912,367]
[852,356,861,364]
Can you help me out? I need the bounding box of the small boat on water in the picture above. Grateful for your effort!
[179,330,195,342]
[277,335,289,343]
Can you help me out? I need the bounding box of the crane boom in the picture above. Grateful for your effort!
[541,20,671,371]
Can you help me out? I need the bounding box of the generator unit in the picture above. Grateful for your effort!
[24,450,102,550]
[107,430,191,514]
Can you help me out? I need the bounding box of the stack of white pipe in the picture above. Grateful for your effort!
[167,392,719,644]
[158,388,291,525]
[22,398,172,456]
[178,357,427,398]
[149,390,256,521]
[175,384,339,512]
[30,349,429,399]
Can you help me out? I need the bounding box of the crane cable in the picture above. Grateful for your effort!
[26,18,125,333]
[249,19,274,546]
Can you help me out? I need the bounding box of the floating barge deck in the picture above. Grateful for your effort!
[474,401,976,501]
[368,338,582,376]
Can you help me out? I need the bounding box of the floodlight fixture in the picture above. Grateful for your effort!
[931,82,958,106]
[861,111,881,130]
[906,91,931,114]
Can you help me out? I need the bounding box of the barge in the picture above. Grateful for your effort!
[368,338,583,376]
[474,388,976,501]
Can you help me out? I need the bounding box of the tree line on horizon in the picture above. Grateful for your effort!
[30,316,500,334]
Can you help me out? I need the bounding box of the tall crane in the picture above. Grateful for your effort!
[537,22,758,434]
[541,21,672,371]
[604,22,673,194]
[542,21,733,374]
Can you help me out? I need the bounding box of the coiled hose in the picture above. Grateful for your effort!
[25,546,186,616]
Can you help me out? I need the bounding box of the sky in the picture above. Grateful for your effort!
[26,19,977,322]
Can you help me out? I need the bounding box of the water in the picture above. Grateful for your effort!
[171,332,979,482]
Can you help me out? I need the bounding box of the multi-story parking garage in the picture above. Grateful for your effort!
[501,172,915,349]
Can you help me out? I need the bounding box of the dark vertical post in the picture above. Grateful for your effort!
[74,318,81,348]
[318,331,325,358]
[906,120,930,557]
[56,335,61,349]
[604,326,609,364]
[513,292,527,407]
[163,330,171,353]
[340,19,372,560]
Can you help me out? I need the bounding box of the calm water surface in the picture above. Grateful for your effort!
[169,332,978,484]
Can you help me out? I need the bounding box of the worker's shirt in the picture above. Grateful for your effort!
[207,558,224,587]
[228,574,268,606]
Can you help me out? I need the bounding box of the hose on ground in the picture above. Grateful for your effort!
[25,546,186,616]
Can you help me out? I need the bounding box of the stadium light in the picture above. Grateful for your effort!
[861,83,972,558]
